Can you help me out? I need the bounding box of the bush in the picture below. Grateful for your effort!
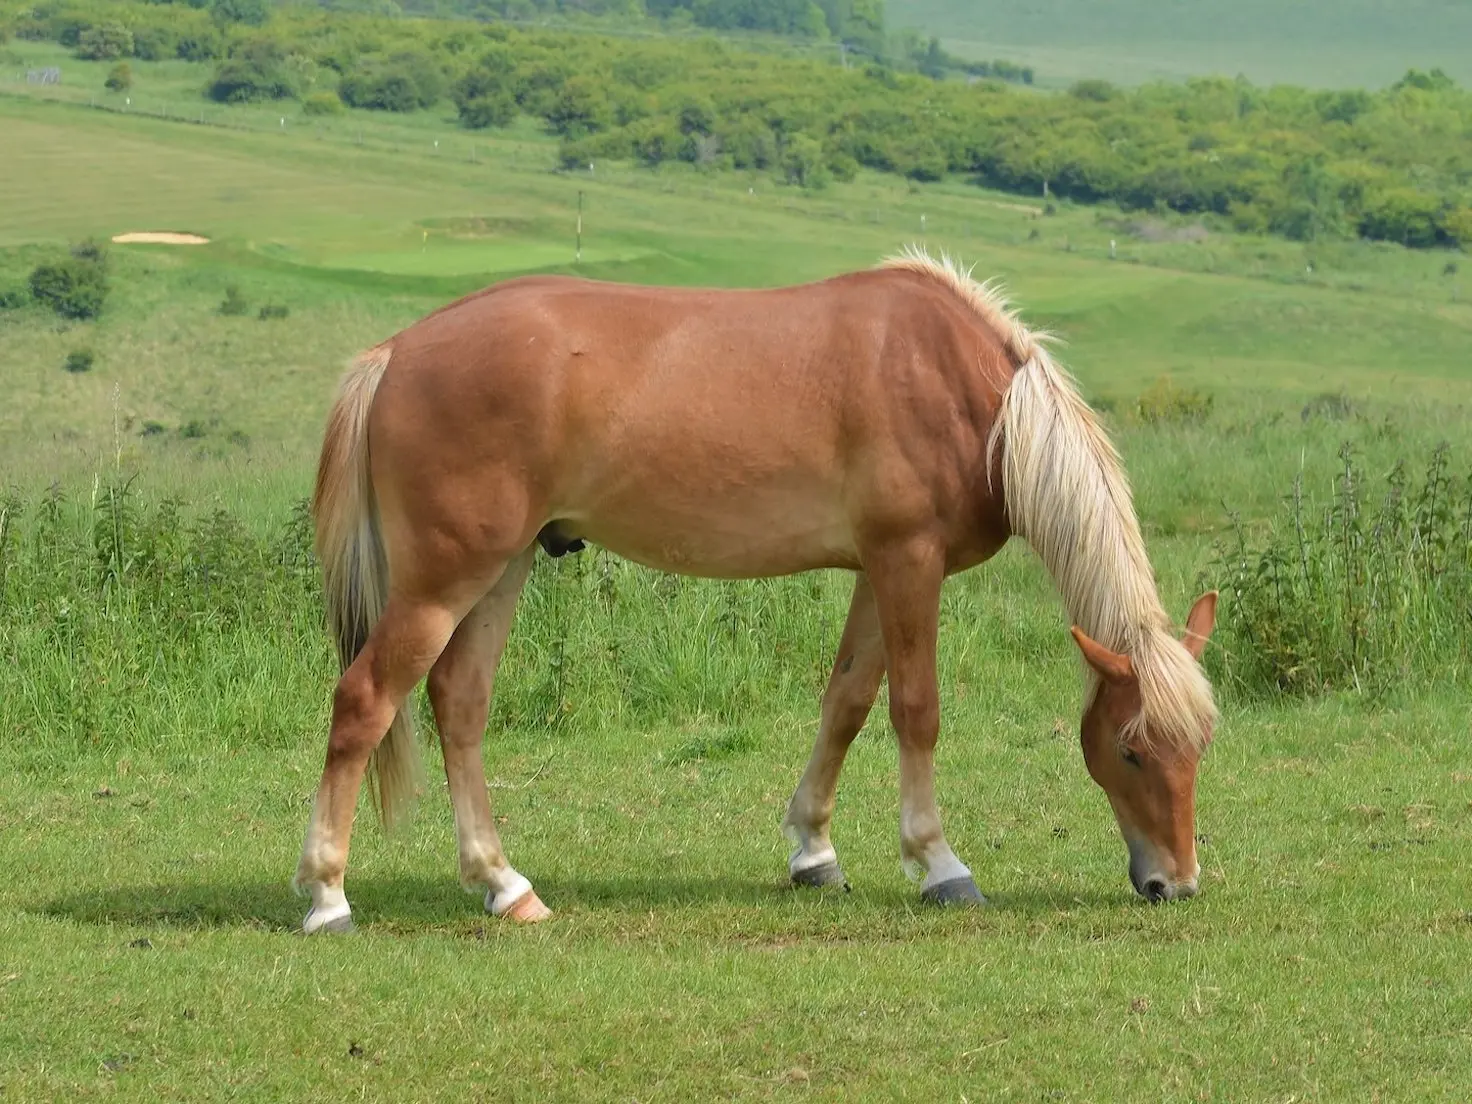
[29,245,108,320]
[208,40,298,103]
[301,90,344,116]
[257,303,289,320]
[177,30,224,62]
[218,286,249,316]
[131,26,179,62]
[339,50,445,112]
[105,62,133,93]
[1134,375,1213,425]
[453,48,518,129]
[211,0,270,27]
[0,285,28,310]
[64,349,95,374]
[76,22,133,61]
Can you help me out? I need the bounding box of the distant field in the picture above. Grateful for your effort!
[888,0,1472,87]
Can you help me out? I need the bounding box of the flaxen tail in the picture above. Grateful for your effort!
[313,343,423,831]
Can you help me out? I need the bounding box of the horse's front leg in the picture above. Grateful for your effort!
[867,539,986,906]
[782,575,886,889]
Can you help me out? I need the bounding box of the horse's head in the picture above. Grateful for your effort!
[1071,592,1218,903]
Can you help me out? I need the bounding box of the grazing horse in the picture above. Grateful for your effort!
[293,248,1219,933]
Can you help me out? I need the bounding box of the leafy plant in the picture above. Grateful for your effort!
[1206,444,1472,696]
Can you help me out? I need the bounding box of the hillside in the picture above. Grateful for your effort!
[887,0,1472,88]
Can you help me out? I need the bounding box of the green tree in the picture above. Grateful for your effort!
[545,76,611,138]
[76,22,133,60]
[780,132,829,189]
[208,39,299,103]
[211,0,270,27]
[105,62,133,93]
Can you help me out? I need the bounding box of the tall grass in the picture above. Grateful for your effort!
[0,479,850,760]
[1207,443,1472,696]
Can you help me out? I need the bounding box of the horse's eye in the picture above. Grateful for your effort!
[1121,748,1143,768]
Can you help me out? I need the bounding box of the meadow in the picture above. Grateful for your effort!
[1,56,1471,1103]
[888,0,1472,88]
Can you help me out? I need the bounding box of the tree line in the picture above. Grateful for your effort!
[5,0,1469,249]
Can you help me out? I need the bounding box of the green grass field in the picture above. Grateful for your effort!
[888,0,1472,87]
[1,64,1471,1102]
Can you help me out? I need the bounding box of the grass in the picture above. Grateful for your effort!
[1,69,1471,1101]
[887,0,1472,88]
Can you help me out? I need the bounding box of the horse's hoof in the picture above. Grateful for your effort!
[791,860,850,891]
[920,876,988,907]
[303,908,355,935]
[501,890,552,924]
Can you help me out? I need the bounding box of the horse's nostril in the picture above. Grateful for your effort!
[1144,878,1168,903]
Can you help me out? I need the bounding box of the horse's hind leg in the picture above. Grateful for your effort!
[296,595,464,934]
[781,575,886,889]
[425,546,550,923]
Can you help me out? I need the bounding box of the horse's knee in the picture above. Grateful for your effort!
[889,687,939,748]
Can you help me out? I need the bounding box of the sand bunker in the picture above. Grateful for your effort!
[111,232,211,245]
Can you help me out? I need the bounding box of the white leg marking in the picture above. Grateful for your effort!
[484,869,534,917]
[783,821,839,876]
[302,884,352,934]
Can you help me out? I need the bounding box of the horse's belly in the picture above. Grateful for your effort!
[565,487,858,579]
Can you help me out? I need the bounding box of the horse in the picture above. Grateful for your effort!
[292,247,1219,933]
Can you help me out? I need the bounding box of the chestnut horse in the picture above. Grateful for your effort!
[293,248,1219,933]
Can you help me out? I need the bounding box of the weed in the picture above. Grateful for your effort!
[1134,375,1214,425]
[218,286,249,316]
[1206,443,1472,696]
[64,348,94,374]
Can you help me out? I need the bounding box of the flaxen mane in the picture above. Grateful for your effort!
[880,247,1217,751]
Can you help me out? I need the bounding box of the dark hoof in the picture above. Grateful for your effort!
[920,876,987,907]
[791,860,850,891]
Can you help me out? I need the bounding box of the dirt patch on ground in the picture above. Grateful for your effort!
[111,232,211,245]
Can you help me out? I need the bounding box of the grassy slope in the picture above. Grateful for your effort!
[1,67,1471,1102]
[887,0,1472,87]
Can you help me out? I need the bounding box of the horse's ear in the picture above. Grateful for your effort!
[1070,626,1134,684]
[1182,591,1218,660]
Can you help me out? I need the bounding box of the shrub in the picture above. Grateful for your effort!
[105,62,132,93]
[131,26,179,62]
[339,50,445,112]
[218,286,249,316]
[176,30,224,62]
[211,0,270,27]
[257,303,289,320]
[1300,391,1358,423]
[301,90,344,116]
[64,349,95,374]
[454,48,518,129]
[29,245,108,320]
[208,40,298,103]
[1134,375,1213,424]
[0,285,28,310]
[76,22,132,61]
